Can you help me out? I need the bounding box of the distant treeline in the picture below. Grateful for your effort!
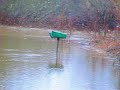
[0,0,120,31]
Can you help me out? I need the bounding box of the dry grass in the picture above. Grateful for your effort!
[90,31,120,60]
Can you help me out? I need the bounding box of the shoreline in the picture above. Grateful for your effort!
[87,32,120,61]
[70,30,120,61]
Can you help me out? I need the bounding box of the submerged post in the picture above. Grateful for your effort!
[56,38,60,65]
[49,31,67,65]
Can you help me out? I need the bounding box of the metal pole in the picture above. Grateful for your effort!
[56,38,60,65]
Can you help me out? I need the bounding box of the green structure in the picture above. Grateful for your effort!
[49,31,67,65]
[49,31,67,39]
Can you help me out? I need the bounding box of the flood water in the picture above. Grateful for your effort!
[0,26,120,90]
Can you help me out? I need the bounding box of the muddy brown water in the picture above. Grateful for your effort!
[0,26,120,90]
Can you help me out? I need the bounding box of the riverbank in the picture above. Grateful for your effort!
[88,31,120,61]
[70,29,120,61]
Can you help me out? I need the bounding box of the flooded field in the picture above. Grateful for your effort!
[0,25,120,90]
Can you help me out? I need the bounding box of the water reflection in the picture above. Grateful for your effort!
[0,26,120,90]
[112,67,120,89]
[87,50,120,90]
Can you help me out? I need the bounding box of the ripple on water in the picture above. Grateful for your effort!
[3,49,33,53]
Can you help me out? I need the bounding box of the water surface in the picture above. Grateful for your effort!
[0,26,120,90]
